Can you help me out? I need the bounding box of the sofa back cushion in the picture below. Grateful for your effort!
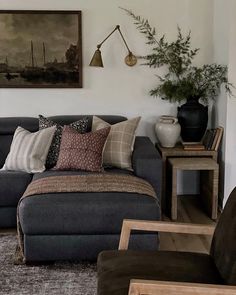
[48,115,127,131]
[0,115,127,168]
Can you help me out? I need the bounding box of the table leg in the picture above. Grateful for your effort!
[171,167,178,220]
[200,169,219,220]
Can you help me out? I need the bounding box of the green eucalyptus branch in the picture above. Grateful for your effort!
[121,7,234,104]
[120,7,187,79]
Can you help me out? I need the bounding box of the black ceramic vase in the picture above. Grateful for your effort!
[177,96,208,142]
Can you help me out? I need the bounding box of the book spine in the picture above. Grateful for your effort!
[211,128,220,150]
[202,130,211,149]
[214,127,224,151]
[207,129,216,150]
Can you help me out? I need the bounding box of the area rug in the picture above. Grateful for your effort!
[0,234,97,295]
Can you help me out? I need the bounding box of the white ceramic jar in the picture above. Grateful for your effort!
[155,115,181,147]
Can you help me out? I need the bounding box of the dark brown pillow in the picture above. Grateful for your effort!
[55,126,110,172]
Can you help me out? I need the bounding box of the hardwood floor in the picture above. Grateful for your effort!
[0,195,218,254]
[160,195,218,253]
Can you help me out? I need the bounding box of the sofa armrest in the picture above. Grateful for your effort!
[132,136,162,202]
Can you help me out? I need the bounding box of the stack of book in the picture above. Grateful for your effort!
[202,127,224,151]
[182,126,224,151]
[182,142,205,151]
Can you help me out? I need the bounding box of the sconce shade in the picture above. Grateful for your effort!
[89,49,104,67]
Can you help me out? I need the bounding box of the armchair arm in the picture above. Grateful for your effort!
[132,137,162,201]
[119,219,215,250]
[128,280,236,295]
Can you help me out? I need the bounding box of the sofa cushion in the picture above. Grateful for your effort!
[39,115,89,168]
[0,207,17,228]
[0,171,32,206]
[92,116,141,170]
[55,126,110,172]
[19,193,160,235]
[97,250,224,295]
[47,115,127,132]
[0,116,127,169]
[19,171,160,235]
[24,234,159,262]
[3,126,56,173]
[0,117,39,168]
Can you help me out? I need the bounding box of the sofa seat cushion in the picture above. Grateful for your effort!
[19,192,160,235]
[0,171,32,206]
[97,250,224,295]
[19,170,160,235]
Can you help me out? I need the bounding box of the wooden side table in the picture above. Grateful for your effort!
[167,158,219,220]
[156,143,217,211]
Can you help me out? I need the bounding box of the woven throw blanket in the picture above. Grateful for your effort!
[15,173,156,264]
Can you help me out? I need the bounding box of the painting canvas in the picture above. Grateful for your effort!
[0,10,82,88]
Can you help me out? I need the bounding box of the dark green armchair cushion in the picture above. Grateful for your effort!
[97,250,223,295]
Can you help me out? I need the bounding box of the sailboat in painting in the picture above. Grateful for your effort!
[20,41,79,84]
[21,41,47,81]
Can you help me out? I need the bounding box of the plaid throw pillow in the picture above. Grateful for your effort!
[39,115,89,169]
[92,116,141,170]
[55,126,110,172]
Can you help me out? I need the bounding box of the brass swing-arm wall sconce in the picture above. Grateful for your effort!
[89,25,137,67]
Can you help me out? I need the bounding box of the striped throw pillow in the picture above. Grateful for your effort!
[4,126,56,173]
[92,116,141,170]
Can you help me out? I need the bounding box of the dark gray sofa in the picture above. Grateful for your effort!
[0,115,162,261]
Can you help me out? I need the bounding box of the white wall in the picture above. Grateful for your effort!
[0,0,214,143]
[212,0,230,203]
[222,0,236,205]
[213,0,236,205]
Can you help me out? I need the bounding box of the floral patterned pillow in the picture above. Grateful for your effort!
[39,115,89,169]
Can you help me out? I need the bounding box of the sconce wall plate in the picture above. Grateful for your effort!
[125,53,137,66]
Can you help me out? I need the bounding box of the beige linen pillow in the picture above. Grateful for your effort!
[4,126,56,173]
[92,116,141,170]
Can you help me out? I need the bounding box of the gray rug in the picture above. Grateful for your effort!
[0,234,97,295]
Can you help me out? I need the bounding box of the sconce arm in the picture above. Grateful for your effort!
[117,26,132,54]
[97,25,132,54]
[97,25,120,48]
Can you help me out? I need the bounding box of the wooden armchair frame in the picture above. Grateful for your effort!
[118,219,236,295]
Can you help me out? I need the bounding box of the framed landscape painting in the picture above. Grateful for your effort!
[0,10,82,88]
